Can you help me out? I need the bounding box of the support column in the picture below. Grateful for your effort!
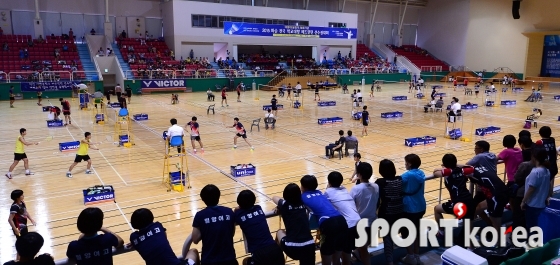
[368,0,379,46]
[104,0,114,42]
[33,0,44,39]
[396,0,408,47]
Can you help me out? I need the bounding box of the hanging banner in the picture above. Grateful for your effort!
[541,35,560,77]
[224,22,357,39]
[21,81,77,92]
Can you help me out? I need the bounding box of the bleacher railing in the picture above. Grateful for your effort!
[350,67,399,74]
[174,69,198,79]
[73,71,102,81]
[254,70,275,77]
[0,72,7,82]
[217,69,241,77]
[420,66,442,72]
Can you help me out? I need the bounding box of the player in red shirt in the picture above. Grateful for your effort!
[453,78,458,91]
[226,117,253,150]
[186,116,203,153]
[463,78,468,87]
[221,87,228,107]
[236,84,241,102]
[59,98,72,125]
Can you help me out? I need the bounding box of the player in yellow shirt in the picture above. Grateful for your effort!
[6,128,38,179]
[66,132,98,178]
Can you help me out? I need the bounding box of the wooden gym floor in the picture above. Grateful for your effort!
[0,82,559,264]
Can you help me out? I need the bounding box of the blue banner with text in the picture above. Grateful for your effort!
[542,35,560,77]
[21,81,76,92]
[224,22,357,39]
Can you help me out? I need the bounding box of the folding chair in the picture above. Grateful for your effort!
[207,104,215,115]
[344,141,358,156]
[264,117,275,129]
[250,118,261,132]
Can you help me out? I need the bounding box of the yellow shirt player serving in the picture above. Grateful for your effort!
[6,128,38,179]
[66,132,99,178]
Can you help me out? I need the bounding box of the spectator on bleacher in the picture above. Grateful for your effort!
[27,39,33,47]
[128,45,134,52]
[535,126,558,184]
[19,49,24,60]
[128,208,198,265]
[375,159,404,265]
[106,48,111,56]
[191,184,237,265]
[37,35,44,43]
[400,154,426,265]
[234,190,285,265]
[66,207,125,265]
[499,135,523,190]
[97,48,104,57]
[300,175,348,265]
[272,183,315,265]
[4,232,55,265]
[512,136,534,230]
[0,27,3,36]
[189,49,194,59]
[465,141,506,243]
[120,30,126,39]
[90,28,95,35]
[63,44,68,51]
[325,171,361,265]
[3,42,8,51]
[432,154,475,238]
[522,148,551,233]
[350,162,379,265]
[325,130,345,159]
[69,28,74,40]
[170,50,174,60]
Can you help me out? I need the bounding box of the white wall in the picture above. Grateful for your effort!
[4,0,161,18]
[464,0,560,73]
[417,0,469,67]
[165,1,358,60]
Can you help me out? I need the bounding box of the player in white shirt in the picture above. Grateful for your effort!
[265,109,276,129]
[167,118,184,153]
[295,82,302,97]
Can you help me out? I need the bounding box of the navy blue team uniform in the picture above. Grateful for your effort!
[66,233,119,265]
[192,206,237,265]
[234,205,284,265]
[130,222,186,265]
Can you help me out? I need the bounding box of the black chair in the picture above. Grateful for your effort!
[333,142,345,160]
[250,118,261,132]
[207,104,215,115]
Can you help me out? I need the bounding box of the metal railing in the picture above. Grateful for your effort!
[254,70,275,77]
[420,66,442,72]
[350,67,399,74]
[0,72,7,82]
[174,69,198,79]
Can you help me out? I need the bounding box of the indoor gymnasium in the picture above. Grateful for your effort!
[1,0,560,265]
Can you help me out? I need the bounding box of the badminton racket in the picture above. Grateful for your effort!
[95,135,114,145]
[38,136,54,144]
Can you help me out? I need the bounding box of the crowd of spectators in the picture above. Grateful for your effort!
[6,126,556,265]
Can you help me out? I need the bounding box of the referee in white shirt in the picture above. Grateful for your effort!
[167,118,184,153]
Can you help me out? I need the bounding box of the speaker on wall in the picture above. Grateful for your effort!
[512,0,521,19]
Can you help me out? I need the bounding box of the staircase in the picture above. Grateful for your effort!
[209,62,224,77]
[112,44,133,79]
[77,44,100,81]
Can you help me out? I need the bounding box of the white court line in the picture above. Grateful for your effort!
[57,105,133,230]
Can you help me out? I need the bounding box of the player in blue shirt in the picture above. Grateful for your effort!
[66,207,124,265]
[190,184,237,265]
[129,208,196,265]
[234,190,284,265]
[300,175,348,265]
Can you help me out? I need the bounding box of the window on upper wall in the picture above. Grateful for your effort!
[328,22,347,28]
[195,14,308,29]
